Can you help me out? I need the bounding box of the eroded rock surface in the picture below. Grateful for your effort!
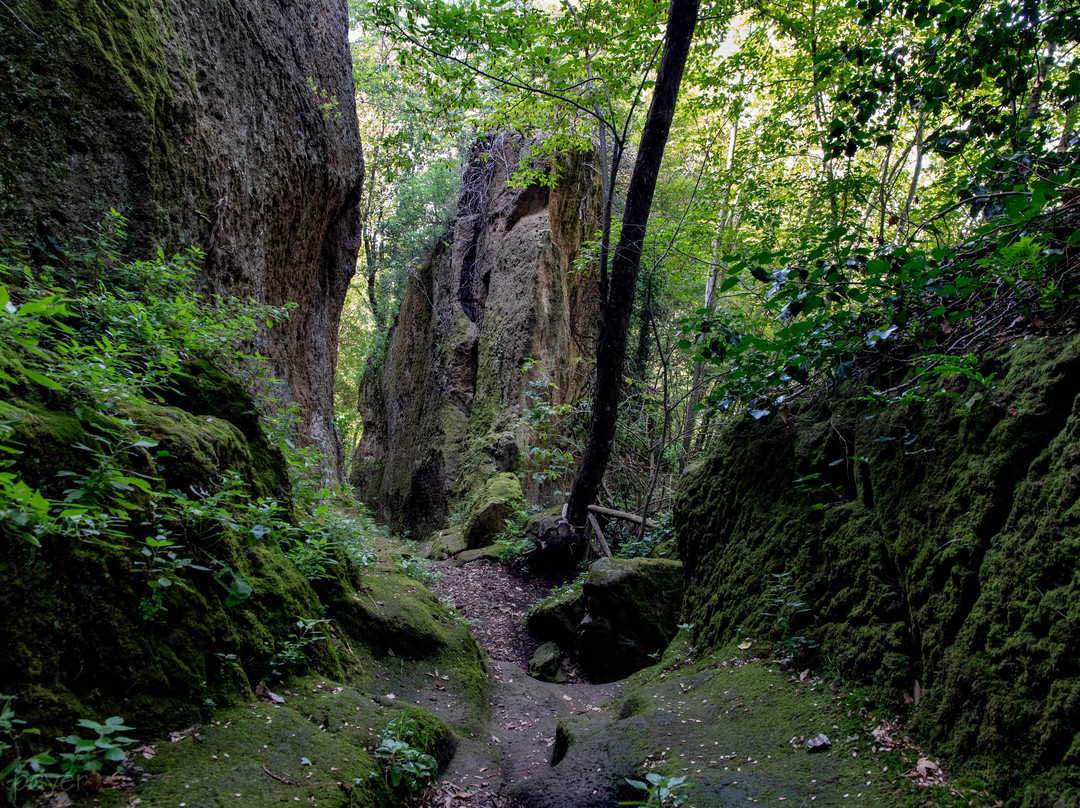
[351,135,600,533]
[674,334,1080,803]
[0,0,363,473]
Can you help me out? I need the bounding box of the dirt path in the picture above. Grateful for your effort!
[420,559,620,807]
[431,559,554,669]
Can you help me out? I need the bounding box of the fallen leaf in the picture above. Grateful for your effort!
[916,757,940,777]
[806,734,831,753]
[255,682,285,705]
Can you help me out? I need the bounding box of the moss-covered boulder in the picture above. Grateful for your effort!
[525,587,585,648]
[673,334,1080,804]
[339,572,454,658]
[462,472,523,549]
[81,676,459,808]
[577,557,684,681]
[427,526,469,559]
[0,368,344,741]
[527,641,565,683]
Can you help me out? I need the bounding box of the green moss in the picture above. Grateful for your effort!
[83,692,397,808]
[164,358,291,503]
[461,472,523,548]
[392,705,456,768]
[0,0,182,244]
[517,634,968,806]
[673,334,1080,802]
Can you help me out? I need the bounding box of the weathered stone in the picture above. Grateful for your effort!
[456,544,509,565]
[530,514,580,567]
[525,588,585,649]
[673,333,1080,802]
[577,557,684,682]
[528,641,565,683]
[0,0,363,476]
[351,135,601,532]
[463,472,523,549]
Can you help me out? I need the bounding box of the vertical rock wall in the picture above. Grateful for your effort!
[352,136,600,533]
[674,335,1080,802]
[0,0,363,473]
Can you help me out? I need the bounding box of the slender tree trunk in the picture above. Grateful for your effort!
[899,114,927,240]
[567,0,699,526]
[681,121,738,465]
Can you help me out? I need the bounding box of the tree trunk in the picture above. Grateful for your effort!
[566,0,699,526]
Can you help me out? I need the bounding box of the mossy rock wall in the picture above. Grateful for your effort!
[0,0,363,473]
[0,363,349,741]
[351,135,600,534]
[673,334,1080,804]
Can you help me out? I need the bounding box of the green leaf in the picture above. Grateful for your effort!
[22,368,63,390]
[224,576,253,608]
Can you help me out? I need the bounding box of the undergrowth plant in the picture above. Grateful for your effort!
[397,556,442,586]
[0,212,389,625]
[1,695,136,804]
[268,617,332,678]
[760,572,817,660]
[517,358,578,487]
[369,715,437,793]
[493,498,537,560]
[620,772,691,807]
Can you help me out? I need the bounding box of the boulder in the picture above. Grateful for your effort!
[527,641,565,683]
[463,472,523,549]
[577,557,684,681]
[529,513,581,568]
[428,527,469,560]
[456,545,509,565]
[525,588,586,649]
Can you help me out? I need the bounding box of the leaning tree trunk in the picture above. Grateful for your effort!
[566,0,699,527]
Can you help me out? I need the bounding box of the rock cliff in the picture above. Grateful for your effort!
[352,135,600,533]
[674,334,1080,803]
[0,0,363,473]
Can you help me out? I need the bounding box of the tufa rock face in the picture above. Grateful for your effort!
[674,334,1080,803]
[0,0,363,474]
[524,557,684,682]
[462,471,523,549]
[577,557,684,681]
[352,135,600,534]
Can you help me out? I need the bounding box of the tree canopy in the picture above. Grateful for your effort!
[342,0,1079,517]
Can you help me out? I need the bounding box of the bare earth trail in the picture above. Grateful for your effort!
[400,557,966,808]
[417,560,620,808]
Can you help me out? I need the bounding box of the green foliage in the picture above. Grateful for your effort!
[268,618,332,677]
[0,694,56,805]
[610,512,674,559]
[760,572,818,659]
[0,213,390,637]
[285,535,340,581]
[56,717,137,778]
[305,76,341,120]
[517,358,578,487]
[1,695,136,803]
[370,715,437,793]
[620,772,691,807]
[396,555,442,586]
[493,498,537,560]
